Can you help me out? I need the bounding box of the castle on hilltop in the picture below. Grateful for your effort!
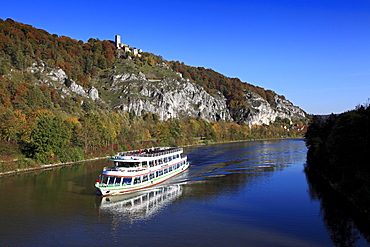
[115,35,142,57]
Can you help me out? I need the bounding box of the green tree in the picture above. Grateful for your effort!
[27,115,70,163]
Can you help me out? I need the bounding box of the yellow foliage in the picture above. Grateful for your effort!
[63,117,80,125]
[29,109,54,120]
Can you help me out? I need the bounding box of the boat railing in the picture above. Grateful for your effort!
[115,147,183,159]
[103,167,146,172]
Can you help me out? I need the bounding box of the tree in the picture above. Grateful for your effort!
[27,115,70,163]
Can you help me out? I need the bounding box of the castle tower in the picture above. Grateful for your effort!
[115,35,121,49]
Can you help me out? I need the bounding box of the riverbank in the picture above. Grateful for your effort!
[0,156,111,177]
[0,137,303,177]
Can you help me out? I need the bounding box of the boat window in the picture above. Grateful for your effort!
[143,175,148,182]
[116,162,140,168]
[164,168,168,174]
[164,157,168,163]
[158,170,163,176]
[142,161,148,168]
[150,173,155,180]
[134,176,141,184]
[123,177,132,185]
[108,176,115,185]
[156,171,159,177]
[102,175,108,184]
[149,161,153,167]
[115,177,122,185]
[169,166,172,172]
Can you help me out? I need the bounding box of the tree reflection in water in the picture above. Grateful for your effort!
[305,164,370,246]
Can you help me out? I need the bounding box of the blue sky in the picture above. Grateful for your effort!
[2,0,369,114]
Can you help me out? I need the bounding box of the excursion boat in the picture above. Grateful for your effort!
[95,147,189,197]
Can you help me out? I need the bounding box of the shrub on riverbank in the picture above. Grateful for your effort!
[0,158,37,173]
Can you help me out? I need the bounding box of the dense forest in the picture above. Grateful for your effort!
[305,102,370,213]
[0,18,306,173]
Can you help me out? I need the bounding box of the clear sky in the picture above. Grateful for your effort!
[1,0,369,114]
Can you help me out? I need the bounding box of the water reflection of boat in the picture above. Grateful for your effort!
[97,184,183,221]
[95,147,189,196]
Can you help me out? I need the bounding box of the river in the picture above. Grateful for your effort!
[0,139,367,246]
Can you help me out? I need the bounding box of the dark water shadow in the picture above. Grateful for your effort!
[305,163,370,246]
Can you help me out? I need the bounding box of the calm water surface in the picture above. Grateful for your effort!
[0,139,365,246]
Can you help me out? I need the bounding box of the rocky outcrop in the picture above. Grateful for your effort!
[88,87,99,101]
[239,92,306,126]
[25,63,306,125]
[26,62,100,101]
[113,77,233,122]
[107,72,306,125]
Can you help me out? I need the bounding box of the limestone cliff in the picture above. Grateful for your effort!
[109,73,232,122]
[103,70,306,125]
[26,62,101,101]
[239,92,306,126]
[24,62,306,126]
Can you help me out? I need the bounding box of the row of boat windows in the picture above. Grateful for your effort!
[115,154,181,168]
[102,161,186,186]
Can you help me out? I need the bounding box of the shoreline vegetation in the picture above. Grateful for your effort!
[0,137,304,177]
[304,102,370,245]
[304,102,370,213]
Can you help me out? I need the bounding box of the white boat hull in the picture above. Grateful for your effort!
[96,161,189,197]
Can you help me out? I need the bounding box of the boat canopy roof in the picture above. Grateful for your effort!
[112,147,182,161]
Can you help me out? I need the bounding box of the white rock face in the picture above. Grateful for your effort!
[24,64,306,125]
[114,78,233,122]
[67,81,100,101]
[69,81,87,97]
[46,68,67,84]
[88,87,99,101]
[239,92,306,126]
[110,72,307,124]
[111,72,147,87]
[26,63,99,101]
[27,62,67,84]
[26,62,45,73]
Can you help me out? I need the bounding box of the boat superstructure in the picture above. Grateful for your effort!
[95,147,189,196]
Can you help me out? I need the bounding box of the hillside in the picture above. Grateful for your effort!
[0,18,308,170]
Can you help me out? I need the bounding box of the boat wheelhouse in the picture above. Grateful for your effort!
[95,147,189,197]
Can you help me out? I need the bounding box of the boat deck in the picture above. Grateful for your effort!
[116,147,182,159]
